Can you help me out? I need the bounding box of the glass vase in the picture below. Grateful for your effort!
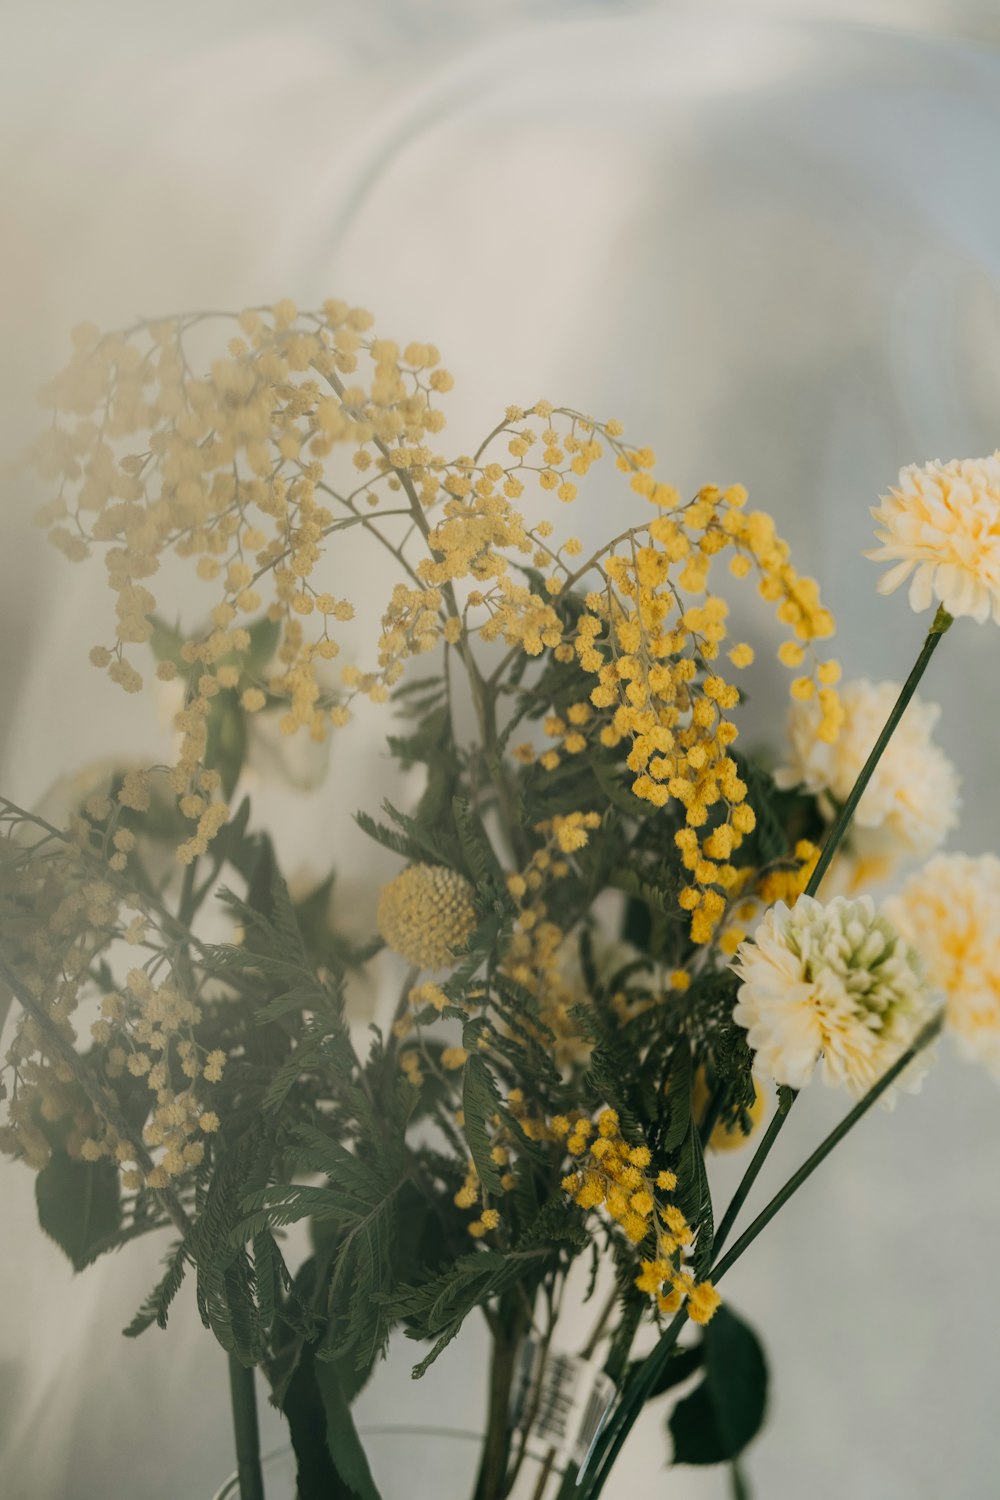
[210,1428,573,1500]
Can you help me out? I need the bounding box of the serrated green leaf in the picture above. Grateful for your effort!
[124,1237,189,1337]
[462,1055,505,1196]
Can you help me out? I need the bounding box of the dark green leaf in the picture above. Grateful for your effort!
[462,1055,505,1197]
[630,1342,703,1400]
[315,1359,383,1500]
[669,1306,768,1466]
[206,691,248,802]
[35,1150,121,1272]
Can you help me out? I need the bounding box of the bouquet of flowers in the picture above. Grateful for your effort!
[3,299,997,1499]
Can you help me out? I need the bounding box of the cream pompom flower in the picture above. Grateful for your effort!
[732,895,934,1098]
[775,678,960,866]
[886,853,1000,1080]
[866,453,1000,622]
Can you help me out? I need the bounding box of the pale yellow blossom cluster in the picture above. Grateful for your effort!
[32,304,462,857]
[500,815,601,1061]
[888,853,1000,1080]
[34,303,840,945]
[0,814,223,1185]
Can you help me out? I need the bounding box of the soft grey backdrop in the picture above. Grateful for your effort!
[2,3,1000,1497]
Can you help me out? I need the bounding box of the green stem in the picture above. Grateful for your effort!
[711,1089,794,1263]
[472,1315,521,1500]
[804,604,952,899]
[709,1013,941,1285]
[578,1014,941,1499]
[714,602,952,1259]
[573,609,954,1499]
[227,1354,266,1500]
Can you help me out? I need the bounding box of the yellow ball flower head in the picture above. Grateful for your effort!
[377,863,477,970]
[867,453,1000,623]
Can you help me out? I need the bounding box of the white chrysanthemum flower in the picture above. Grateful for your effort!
[732,895,934,1098]
[866,453,1000,622]
[886,853,1000,1080]
[775,678,960,866]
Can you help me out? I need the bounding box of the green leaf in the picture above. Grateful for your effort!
[124,1237,189,1336]
[315,1359,383,1500]
[206,690,248,801]
[353,809,423,862]
[675,1117,714,1279]
[663,1047,693,1153]
[630,1342,703,1400]
[451,796,506,897]
[148,615,187,670]
[461,1054,505,1197]
[35,1150,121,1272]
[245,615,281,674]
[669,1306,768,1466]
[280,1342,354,1500]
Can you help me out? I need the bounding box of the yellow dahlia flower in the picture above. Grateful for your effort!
[867,453,1000,622]
[377,863,478,970]
[775,678,960,867]
[886,853,1000,1080]
[732,895,934,1099]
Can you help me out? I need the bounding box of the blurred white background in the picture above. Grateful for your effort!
[2,2,1000,1496]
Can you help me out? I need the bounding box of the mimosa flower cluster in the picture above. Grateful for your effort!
[0,805,223,1185]
[32,306,840,941]
[17,295,1000,1500]
[558,1108,720,1325]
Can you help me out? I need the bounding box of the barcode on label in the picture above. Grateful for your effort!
[510,1339,616,1467]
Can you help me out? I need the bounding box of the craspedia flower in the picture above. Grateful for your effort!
[377,863,477,969]
[775,678,960,866]
[732,895,934,1097]
[866,453,1000,622]
[886,854,1000,1080]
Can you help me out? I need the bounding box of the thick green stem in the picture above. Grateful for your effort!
[805,604,952,898]
[473,1316,521,1500]
[713,604,952,1259]
[572,609,954,1499]
[578,1015,941,1499]
[228,1354,266,1500]
[710,1014,941,1284]
[711,1088,794,1263]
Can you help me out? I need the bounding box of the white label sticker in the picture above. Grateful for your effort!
[509,1338,616,1469]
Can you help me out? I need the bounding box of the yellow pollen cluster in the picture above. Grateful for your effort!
[0,821,221,1186]
[756,840,820,906]
[530,482,839,943]
[377,863,478,970]
[501,826,597,1062]
[558,1108,719,1323]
